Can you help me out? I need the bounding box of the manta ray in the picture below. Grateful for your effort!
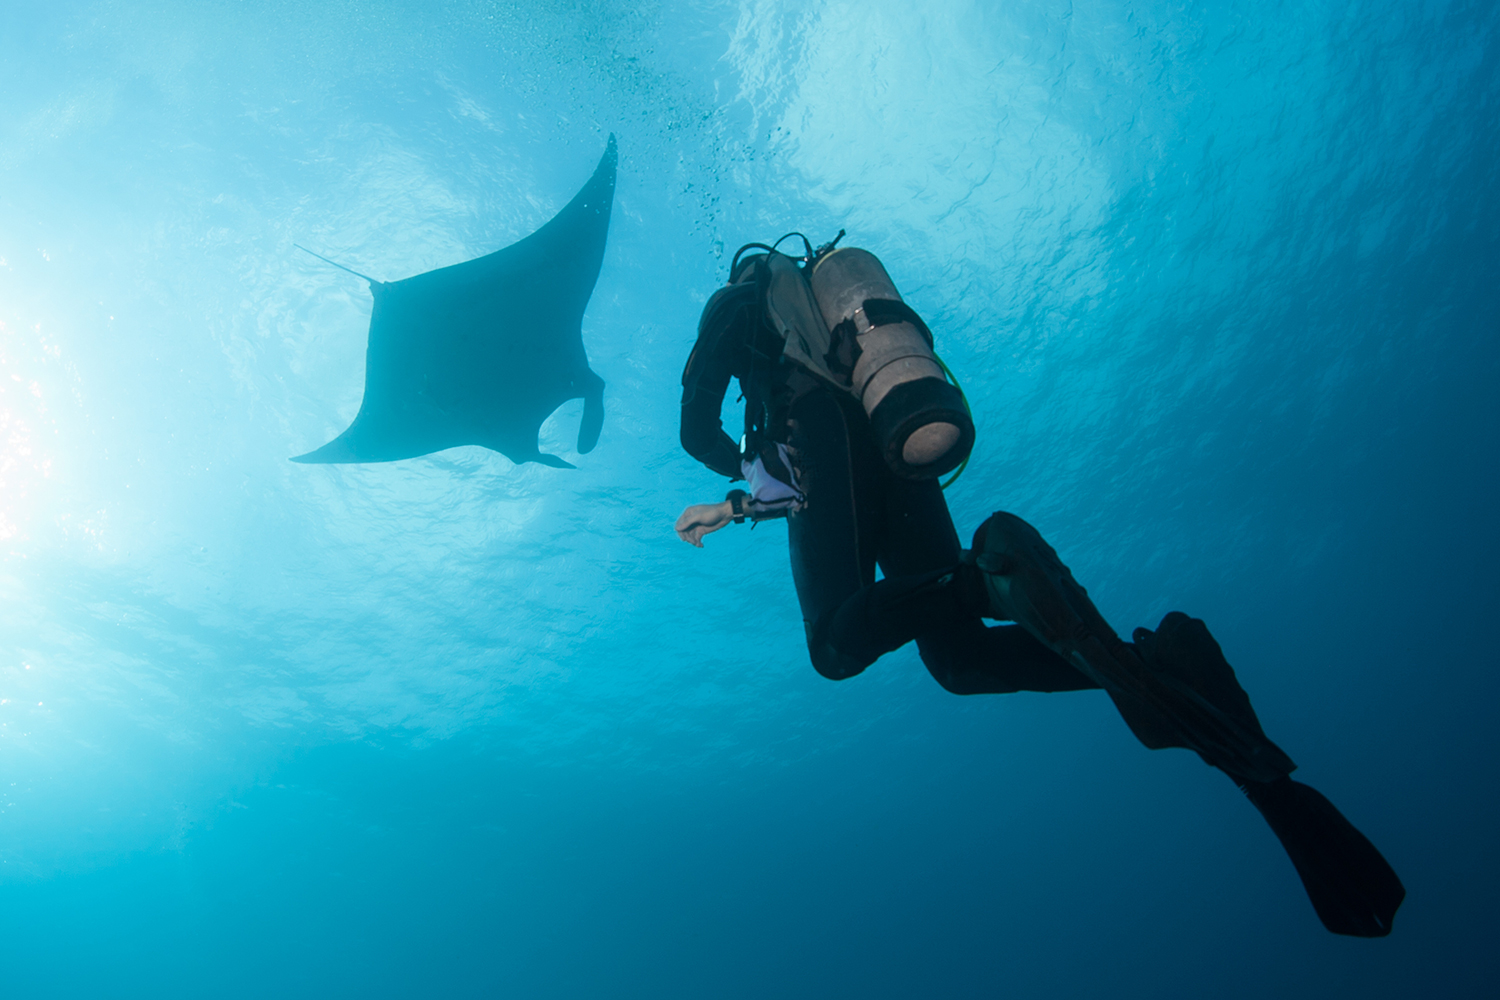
[292,135,616,468]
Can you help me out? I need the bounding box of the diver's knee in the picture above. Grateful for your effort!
[805,617,869,681]
[811,646,868,681]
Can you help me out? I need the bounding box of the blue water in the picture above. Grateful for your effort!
[1,1,1495,995]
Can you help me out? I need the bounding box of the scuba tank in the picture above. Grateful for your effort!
[755,235,974,480]
[810,248,973,478]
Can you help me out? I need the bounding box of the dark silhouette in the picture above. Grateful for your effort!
[677,240,1405,937]
[293,135,616,468]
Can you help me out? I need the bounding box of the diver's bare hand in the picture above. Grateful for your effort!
[675,501,734,547]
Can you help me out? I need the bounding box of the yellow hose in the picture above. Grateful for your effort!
[933,353,972,491]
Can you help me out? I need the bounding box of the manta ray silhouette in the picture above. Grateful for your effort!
[292,135,616,468]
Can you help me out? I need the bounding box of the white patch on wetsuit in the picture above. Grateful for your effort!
[741,442,805,512]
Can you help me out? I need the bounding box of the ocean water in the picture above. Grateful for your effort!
[1,0,1495,996]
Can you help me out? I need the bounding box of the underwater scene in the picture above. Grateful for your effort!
[1,1,1496,996]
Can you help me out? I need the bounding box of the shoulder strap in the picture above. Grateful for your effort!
[763,253,846,389]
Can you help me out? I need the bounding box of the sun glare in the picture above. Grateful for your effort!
[0,320,58,548]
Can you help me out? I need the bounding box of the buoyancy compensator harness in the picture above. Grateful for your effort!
[729,231,975,481]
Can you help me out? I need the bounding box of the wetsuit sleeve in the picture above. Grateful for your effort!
[680,284,755,479]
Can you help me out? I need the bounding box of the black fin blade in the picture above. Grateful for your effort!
[1240,776,1406,937]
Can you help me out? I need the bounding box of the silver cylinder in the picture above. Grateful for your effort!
[808,248,973,479]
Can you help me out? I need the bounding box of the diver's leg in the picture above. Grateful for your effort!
[918,618,1103,694]
[804,560,1091,691]
[787,398,1081,692]
[873,473,1096,694]
[786,390,882,680]
[785,391,1071,686]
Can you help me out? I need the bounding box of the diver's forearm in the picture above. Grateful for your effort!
[676,491,792,549]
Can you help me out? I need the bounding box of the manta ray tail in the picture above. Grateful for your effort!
[293,244,380,285]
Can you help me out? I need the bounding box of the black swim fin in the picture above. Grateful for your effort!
[968,512,1296,782]
[965,511,1403,936]
[1238,775,1406,937]
[1129,611,1298,780]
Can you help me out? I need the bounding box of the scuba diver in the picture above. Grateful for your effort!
[674,232,1406,938]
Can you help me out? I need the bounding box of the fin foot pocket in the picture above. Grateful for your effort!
[1238,776,1406,937]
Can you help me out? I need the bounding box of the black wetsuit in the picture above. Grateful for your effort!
[685,273,1408,938]
[681,280,1095,694]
